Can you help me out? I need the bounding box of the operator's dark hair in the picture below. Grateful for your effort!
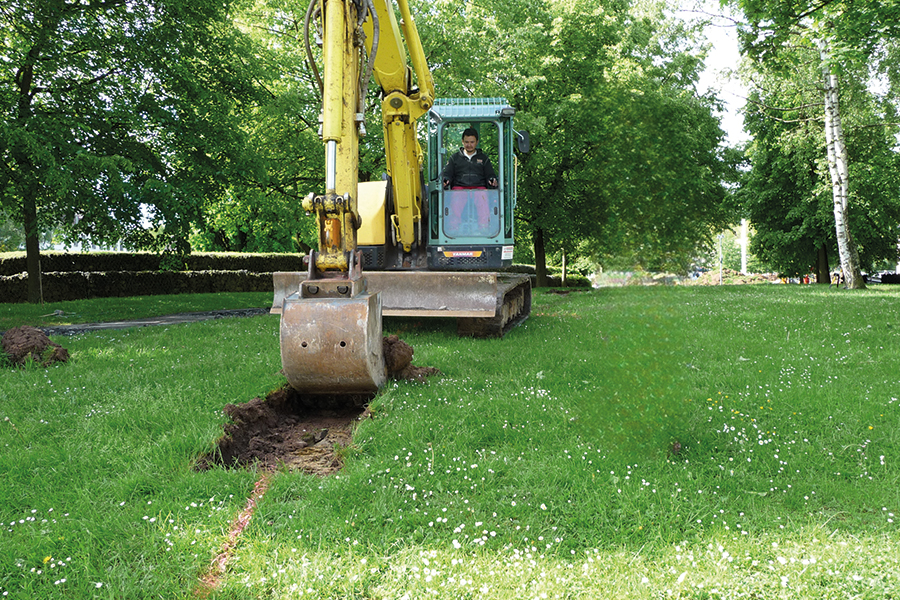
[462,127,479,140]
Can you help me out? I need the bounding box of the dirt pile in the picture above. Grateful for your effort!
[198,336,440,473]
[383,334,442,382]
[1,326,70,367]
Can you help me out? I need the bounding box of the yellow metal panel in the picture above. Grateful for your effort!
[362,0,410,94]
[358,180,387,245]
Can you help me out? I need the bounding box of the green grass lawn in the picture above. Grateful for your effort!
[1,285,898,599]
[0,292,272,331]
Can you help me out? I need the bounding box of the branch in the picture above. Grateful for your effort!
[47,68,121,95]
[744,95,824,113]
[746,72,822,98]
[743,95,824,124]
[675,7,742,26]
[796,0,843,21]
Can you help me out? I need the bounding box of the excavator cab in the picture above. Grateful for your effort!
[426,98,524,270]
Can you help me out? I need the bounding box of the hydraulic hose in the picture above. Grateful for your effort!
[304,0,324,99]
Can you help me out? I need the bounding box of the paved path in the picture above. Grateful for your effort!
[35,308,270,336]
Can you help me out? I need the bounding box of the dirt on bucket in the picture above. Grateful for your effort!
[1,326,70,367]
[197,335,441,474]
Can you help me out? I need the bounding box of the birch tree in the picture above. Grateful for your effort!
[730,0,900,289]
[818,39,864,286]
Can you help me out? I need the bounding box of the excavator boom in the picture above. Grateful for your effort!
[279,0,530,396]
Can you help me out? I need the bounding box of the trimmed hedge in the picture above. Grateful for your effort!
[0,251,305,276]
[0,251,589,303]
[0,270,272,303]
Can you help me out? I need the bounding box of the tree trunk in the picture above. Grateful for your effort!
[15,57,44,303]
[815,243,829,284]
[533,226,548,288]
[561,248,567,287]
[819,41,865,289]
[23,190,42,303]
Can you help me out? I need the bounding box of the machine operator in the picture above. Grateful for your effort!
[441,128,498,235]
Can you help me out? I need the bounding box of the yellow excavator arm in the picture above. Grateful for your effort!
[303,0,434,271]
[280,0,438,395]
[363,0,434,254]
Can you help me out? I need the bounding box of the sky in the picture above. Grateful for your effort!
[680,1,750,146]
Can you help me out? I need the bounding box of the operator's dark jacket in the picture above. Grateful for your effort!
[442,148,497,188]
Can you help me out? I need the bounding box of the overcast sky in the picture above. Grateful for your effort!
[681,1,749,145]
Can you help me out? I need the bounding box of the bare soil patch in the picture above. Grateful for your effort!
[1,326,70,367]
[197,335,440,474]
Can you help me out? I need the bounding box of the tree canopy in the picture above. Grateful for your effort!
[727,0,900,286]
[1,0,268,299]
[414,0,733,281]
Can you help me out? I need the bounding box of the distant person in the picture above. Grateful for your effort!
[442,128,498,235]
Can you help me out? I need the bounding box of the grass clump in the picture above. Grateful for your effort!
[1,285,899,598]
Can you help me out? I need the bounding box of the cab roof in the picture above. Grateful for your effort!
[430,98,514,121]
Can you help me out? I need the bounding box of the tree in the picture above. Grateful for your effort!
[516,0,731,281]
[414,0,733,282]
[739,57,900,281]
[1,0,266,301]
[729,0,900,288]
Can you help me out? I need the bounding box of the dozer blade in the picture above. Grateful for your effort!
[280,292,386,394]
[274,271,532,332]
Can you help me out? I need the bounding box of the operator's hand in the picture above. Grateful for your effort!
[443,179,450,190]
[488,177,498,188]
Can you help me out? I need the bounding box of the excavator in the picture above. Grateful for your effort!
[272,0,532,395]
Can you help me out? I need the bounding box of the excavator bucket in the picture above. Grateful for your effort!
[280,292,386,394]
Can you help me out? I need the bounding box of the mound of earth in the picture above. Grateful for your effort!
[1,326,70,367]
[198,335,441,474]
[383,334,442,382]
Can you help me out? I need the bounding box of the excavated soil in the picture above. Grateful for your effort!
[197,335,441,474]
[1,326,70,367]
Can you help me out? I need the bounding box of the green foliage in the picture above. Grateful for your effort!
[0,0,269,251]
[187,0,341,254]
[414,0,732,275]
[736,37,900,275]
[733,0,900,71]
[0,210,23,252]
